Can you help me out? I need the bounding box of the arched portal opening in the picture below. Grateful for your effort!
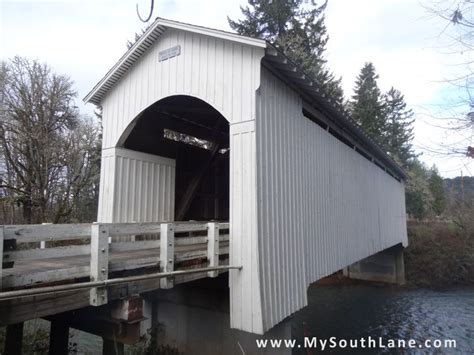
[120,95,230,221]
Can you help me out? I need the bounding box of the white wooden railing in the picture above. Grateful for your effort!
[0,222,230,298]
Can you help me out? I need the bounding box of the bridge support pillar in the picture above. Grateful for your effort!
[343,244,405,285]
[49,320,69,355]
[150,275,292,354]
[4,322,23,355]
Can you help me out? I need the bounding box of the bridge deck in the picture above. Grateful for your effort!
[0,221,230,326]
[3,243,229,290]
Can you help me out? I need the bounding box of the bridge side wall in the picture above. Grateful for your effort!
[98,147,175,223]
[256,66,408,332]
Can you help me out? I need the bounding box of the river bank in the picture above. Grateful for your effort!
[404,220,474,288]
[316,220,474,289]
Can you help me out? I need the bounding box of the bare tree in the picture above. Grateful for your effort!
[0,57,100,224]
[423,1,474,158]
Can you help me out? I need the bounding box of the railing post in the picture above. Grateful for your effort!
[0,226,4,290]
[160,223,174,289]
[41,223,52,249]
[90,223,109,306]
[207,222,219,278]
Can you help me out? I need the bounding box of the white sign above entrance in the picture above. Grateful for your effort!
[159,45,181,62]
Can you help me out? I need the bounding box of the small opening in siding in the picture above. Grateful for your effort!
[163,129,229,155]
[302,108,401,181]
[164,129,213,151]
[303,108,354,151]
[302,108,328,130]
[328,128,355,150]
[374,160,385,170]
[355,146,371,161]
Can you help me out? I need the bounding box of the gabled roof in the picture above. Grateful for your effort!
[84,17,406,181]
[83,18,266,106]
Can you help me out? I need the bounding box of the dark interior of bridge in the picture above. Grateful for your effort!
[122,95,229,222]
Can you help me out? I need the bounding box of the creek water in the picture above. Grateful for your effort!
[28,285,474,354]
[292,285,474,354]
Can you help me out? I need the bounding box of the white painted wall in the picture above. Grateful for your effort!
[256,67,408,332]
[101,28,263,149]
[97,27,265,334]
[97,147,175,223]
[229,120,263,334]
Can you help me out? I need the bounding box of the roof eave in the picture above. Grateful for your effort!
[83,19,167,105]
[156,18,266,49]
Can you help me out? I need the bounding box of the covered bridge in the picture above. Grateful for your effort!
[84,18,408,335]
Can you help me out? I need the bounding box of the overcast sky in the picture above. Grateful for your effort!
[1,0,473,177]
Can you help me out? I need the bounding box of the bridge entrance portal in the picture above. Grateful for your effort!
[121,95,230,222]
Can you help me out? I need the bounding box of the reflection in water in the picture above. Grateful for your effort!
[292,286,474,354]
[39,286,474,354]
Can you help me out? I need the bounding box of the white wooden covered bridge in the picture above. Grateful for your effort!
[0,17,408,350]
[84,17,408,334]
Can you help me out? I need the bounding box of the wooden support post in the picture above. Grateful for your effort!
[207,222,219,277]
[103,338,124,355]
[90,223,109,306]
[213,165,218,219]
[110,296,144,323]
[4,322,24,355]
[49,320,69,355]
[160,223,174,289]
[176,143,221,221]
[0,225,4,290]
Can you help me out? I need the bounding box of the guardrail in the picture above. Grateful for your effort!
[0,221,230,304]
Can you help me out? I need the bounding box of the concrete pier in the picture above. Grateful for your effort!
[148,275,292,355]
[343,244,406,285]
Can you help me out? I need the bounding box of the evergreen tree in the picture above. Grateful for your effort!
[127,24,152,49]
[383,87,415,166]
[405,189,425,220]
[228,0,344,103]
[404,160,448,220]
[350,62,387,147]
[405,159,433,220]
[428,166,446,216]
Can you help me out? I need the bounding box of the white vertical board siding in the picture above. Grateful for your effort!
[97,148,175,223]
[256,67,408,332]
[97,149,117,223]
[98,28,265,333]
[101,28,264,148]
[229,120,263,334]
